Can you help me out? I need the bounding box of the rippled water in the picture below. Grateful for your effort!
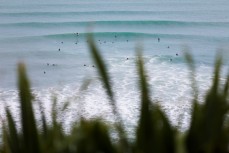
[0,0,229,132]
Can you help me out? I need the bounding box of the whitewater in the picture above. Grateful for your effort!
[0,0,229,134]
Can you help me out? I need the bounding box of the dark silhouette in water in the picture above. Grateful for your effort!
[47,63,49,66]
[176,53,179,56]
[44,71,46,74]
[58,48,60,51]
[158,37,160,42]
[170,58,172,62]
[61,42,63,44]
[168,46,170,48]
[126,58,129,60]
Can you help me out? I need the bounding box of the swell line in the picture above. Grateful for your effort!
[0,10,223,16]
[2,32,229,42]
[1,20,228,28]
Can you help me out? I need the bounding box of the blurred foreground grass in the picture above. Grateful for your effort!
[0,36,228,153]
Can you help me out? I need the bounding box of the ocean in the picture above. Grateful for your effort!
[0,0,229,133]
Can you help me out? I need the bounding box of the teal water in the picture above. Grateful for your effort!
[0,0,229,132]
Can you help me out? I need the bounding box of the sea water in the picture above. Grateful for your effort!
[0,0,229,133]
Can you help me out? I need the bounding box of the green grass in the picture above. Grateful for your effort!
[0,37,228,153]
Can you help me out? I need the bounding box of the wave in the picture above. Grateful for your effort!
[1,20,229,28]
[0,10,172,16]
[147,55,185,64]
[1,10,223,16]
[3,32,229,42]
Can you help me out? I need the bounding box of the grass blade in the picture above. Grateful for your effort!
[135,50,175,153]
[88,34,129,152]
[5,107,21,153]
[88,34,116,113]
[186,55,229,153]
[18,63,40,153]
[37,101,48,138]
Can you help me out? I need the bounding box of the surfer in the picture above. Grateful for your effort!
[58,48,60,51]
[158,37,160,42]
[176,53,179,56]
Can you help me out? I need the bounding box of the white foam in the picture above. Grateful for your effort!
[0,59,226,136]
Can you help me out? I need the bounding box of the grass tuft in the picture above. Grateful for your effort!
[0,38,228,153]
